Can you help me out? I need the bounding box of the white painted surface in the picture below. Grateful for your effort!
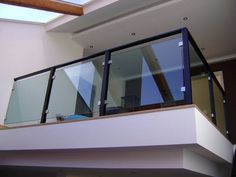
[183,149,230,177]
[60,0,236,61]
[47,0,158,33]
[46,0,119,32]
[0,106,233,176]
[0,148,183,169]
[84,0,119,14]
[0,107,196,150]
[0,107,232,164]
[195,109,233,163]
[0,21,84,124]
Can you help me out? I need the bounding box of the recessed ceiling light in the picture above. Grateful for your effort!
[183,17,188,21]
[201,47,205,51]
[130,32,136,36]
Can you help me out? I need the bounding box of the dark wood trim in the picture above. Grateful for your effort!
[0,0,84,16]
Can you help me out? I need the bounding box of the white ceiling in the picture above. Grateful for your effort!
[49,0,236,62]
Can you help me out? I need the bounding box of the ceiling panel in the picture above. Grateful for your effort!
[49,0,236,61]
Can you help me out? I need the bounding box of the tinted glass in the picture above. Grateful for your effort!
[213,79,227,136]
[106,36,184,114]
[189,42,212,119]
[5,72,50,126]
[46,56,104,122]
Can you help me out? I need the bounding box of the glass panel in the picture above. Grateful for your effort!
[189,42,212,119]
[47,56,104,122]
[213,79,227,136]
[5,72,50,126]
[106,35,184,114]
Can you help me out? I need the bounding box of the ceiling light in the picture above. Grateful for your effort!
[201,47,205,51]
[183,17,188,21]
[130,32,136,36]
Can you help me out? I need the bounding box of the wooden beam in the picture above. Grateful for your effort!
[0,0,84,16]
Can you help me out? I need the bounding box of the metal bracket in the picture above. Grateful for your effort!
[223,99,226,104]
[180,86,186,92]
[12,82,16,91]
[52,75,56,80]
[178,41,183,47]
[211,113,215,118]
[102,60,112,66]
[45,109,49,114]
[208,76,211,81]
[98,100,108,105]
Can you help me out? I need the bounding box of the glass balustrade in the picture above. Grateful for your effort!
[106,35,185,114]
[46,56,104,122]
[5,72,50,126]
[188,35,228,137]
[189,42,212,120]
[212,78,227,136]
[3,28,229,138]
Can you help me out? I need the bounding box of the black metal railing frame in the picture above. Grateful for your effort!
[184,29,230,138]
[12,28,230,138]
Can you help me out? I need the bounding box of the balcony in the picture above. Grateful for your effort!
[0,28,233,177]
[3,28,229,134]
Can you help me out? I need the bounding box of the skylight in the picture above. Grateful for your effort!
[57,0,92,5]
[0,4,62,24]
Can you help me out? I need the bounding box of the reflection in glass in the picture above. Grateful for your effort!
[189,42,212,119]
[5,72,50,125]
[47,56,104,122]
[106,36,184,114]
[213,79,226,136]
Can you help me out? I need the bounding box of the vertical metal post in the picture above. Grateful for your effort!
[223,97,230,139]
[99,50,111,116]
[40,67,56,123]
[208,73,216,125]
[181,28,192,104]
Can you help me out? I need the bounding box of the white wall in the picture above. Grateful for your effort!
[0,21,84,124]
[0,107,197,150]
[0,106,232,176]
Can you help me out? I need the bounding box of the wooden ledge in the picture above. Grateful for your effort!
[0,125,7,129]
[0,0,84,16]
